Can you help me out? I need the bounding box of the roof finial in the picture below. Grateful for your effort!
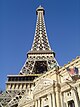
[39,5,42,7]
[36,5,45,15]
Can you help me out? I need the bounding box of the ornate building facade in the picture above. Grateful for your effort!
[0,6,80,107]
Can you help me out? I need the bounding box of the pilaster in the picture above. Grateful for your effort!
[35,100,38,107]
[55,83,61,107]
[77,84,80,100]
[60,92,65,107]
[38,98,41,107]
[73,88,80,107]
[52,90,56,107]
[48,93,52,107]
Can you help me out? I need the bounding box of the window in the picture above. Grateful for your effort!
[68,100,75,107]
[44,106,49,107]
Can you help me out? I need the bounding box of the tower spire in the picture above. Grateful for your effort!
[20,6,58,75]
[30,5,52,53]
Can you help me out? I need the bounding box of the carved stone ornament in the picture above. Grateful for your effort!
[33,78,54,93]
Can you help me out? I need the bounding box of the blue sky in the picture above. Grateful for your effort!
[0,0,80,91]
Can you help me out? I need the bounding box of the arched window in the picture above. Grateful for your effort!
[68,100,75,107]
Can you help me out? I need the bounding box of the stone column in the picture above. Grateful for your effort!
[27,84,31,94]
[16,84,18,89]
[12,84,15,89]
[35,100,38,107]
[73,88,80,107]
[23,84,26,89]
[41,98,43,107]
[52,92,56,107]
[8,84,11,89]
[48,93,52,107]
[77,84,80,100]
[20,84,22,89]
[55,83,61,107]
[60,92,65,107]
[38,98,41,107]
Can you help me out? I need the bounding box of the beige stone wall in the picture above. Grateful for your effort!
[18,57,80,107]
